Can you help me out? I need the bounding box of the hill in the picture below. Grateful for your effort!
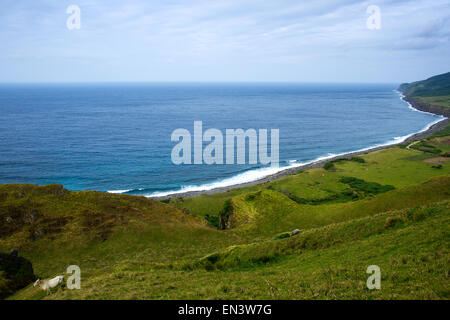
[399,72,450,116]
[399,72,450,97]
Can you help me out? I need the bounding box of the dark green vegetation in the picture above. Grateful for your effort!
[0,251,35,299]
[410,141,442,154]
[324,156,366,171]
[1,123,449,300]
[399,72,450,98]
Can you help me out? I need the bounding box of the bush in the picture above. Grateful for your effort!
[250,251,280,264]
[0,251,36,299]
[283,191,309,204]
[384,216,405,229]
[415,142,442,154]
[206,253,220,264]
[421,142,435,148]
[218,199,234,230]
[324,157,365,171]
[350,156,366,163]
[274,232,291,240]
[245,191,261,201]
[324,162,335,170]
[203,261,215,271]
[0,271,14,299]
[205,214,219,228]
[340,176,395,196]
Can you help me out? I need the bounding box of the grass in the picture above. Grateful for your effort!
[399,72,450,98]
[10,200,449,300]
[399,72,450,112]
[416,95,450,108]
[170,145,450,228]
[1,125,450,300]
[189,201,449,271]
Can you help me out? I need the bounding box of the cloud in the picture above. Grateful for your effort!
[0,0,449,82]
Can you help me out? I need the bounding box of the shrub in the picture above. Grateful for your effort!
[0,252,36,299]
[340,176,395,196]
[218,199,234,230]
[350,156,366,163]
[283,191,309,204]
[324,162,335,171]
[206,253,220,264]
[205,214,219,228]
[428,149,443,154]
[203,261,215,271]
[245,191,261,201]
[0,271,14,299]
[274,232,291,240]
[421,142,435,148]
[384,216,405,229]
[250,251,280,264]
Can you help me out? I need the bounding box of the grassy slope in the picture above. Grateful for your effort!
[417,95,450,108]
[10,199,449,300]
[172,147,450,231]
[0,187,247,299]
[399,71,450,108]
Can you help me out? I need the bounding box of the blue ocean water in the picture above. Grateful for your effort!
[0,83,443,196]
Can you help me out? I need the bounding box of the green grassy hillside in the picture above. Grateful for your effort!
[399,72,450,108]
[399,72,450,97]
[8,198,449,300]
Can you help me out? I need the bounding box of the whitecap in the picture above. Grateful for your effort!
[107,189,131,194]
[142,91,448,198]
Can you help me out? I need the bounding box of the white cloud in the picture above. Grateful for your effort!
[0,0,449,82]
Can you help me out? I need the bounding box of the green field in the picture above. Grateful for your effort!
[416,96,450,109]
[1,124,449,300]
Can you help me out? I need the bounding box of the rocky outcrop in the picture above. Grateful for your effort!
[218,199,235,230]
[0,250,36,299]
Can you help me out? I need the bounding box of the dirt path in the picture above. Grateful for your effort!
[406,140,420,150]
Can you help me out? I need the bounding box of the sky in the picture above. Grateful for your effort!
[0,0,449,83]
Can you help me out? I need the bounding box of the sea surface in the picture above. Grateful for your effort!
[0,83,443,197]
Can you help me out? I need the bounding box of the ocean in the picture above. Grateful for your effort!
[0,83,443,197]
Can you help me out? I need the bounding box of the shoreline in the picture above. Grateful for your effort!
[151,92,448,199]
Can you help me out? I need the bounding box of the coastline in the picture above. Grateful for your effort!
[151,92,449,199]
[401,95,450,118]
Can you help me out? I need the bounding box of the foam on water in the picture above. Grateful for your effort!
[1,83,443,194]
[107,189,132,194]
[126,93,446,198]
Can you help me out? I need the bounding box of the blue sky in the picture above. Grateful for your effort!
[1,0,449,83]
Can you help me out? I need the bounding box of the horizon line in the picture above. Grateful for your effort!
[0,80,402,85]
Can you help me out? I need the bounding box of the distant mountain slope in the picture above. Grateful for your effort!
[398,72,450,116]
[399,72,450,97]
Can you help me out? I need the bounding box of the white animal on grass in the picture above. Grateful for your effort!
[33,275,64,295]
